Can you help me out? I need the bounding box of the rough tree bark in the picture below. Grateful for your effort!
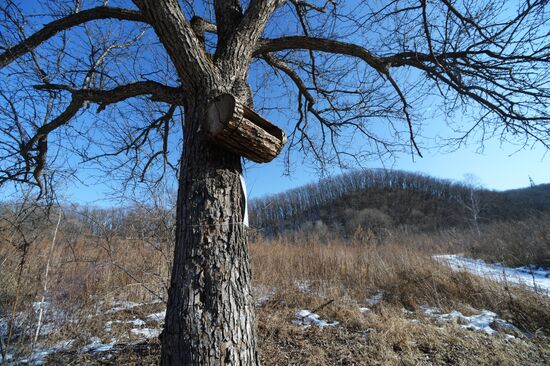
[162,94,259,365]
[130,2,280,363]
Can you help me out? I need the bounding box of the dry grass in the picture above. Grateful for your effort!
[257,304,550,366]
[381,214,550,268]
[251,238,549,365]
[250,238,550,334]
[467,216,550,267]
[1,223,549,365]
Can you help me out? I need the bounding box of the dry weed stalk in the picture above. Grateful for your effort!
[33,206,62,347]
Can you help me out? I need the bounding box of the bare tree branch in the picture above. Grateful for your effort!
[132,0,216,90]
[0,6,146,69]
[255,36,389,73]
[34,81,185,111]
[213,0,242,50]
[217,0,286,77]
[262,53,316,105]
[190,16,217,45]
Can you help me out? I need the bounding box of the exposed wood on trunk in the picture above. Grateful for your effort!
[207,94,286,163]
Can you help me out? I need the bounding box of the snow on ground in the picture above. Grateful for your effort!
[421,305,519,338]
[81,337,117,353]
[10,340,75,365]
[293,310,339,327]
[0,353,12,364]
[295,280,312,293]
[103,308,165,339]
[366,291,383,306]
[434,255,550,295]
[0,316,7,338]
[104,318,146,332]
[252,285,276,307]
[0,299,167,365]
[357,292,383,313]
[0,301,65,365]
[147,310,166,323]
[107,300,144,313]
[4,258,546,364]
[130,327,162,338]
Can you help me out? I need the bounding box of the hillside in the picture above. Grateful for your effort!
[499,183,550,214]
[249,169,550,237]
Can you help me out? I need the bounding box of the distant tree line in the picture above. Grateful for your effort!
[0,201,176,242]
[248,169,550,238]
[1,170,548,241]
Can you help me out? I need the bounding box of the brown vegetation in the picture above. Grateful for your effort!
[1,207,549,364]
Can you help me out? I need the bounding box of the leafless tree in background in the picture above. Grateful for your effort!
[460,173,483,235]
[0,0,549,364]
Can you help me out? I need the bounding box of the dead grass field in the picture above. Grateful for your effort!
[1,226,549,365]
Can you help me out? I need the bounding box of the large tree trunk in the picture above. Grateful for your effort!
[161,95,259,366]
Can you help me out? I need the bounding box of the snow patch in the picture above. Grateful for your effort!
[104,318,146,332]
[19,340,76,365]
[0,317,8,337]
[81,336,116,353]
[295,280,312,293]
[421,305,518,337]
[0,352,13,364]
[107,301,143,313]
[131,327,162,338]
[147,311,166,323]
[38,322,56,336]
[293,310,339,328]
[434,255,550,295]
[54,339,75,350]
[366,291,383,306]
[253,285,275,307]
[32,301,50,313]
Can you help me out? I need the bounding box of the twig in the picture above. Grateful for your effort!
[308,299,335,316]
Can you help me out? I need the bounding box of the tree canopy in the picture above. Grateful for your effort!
[0,0,548,198]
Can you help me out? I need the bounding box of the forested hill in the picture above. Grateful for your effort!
[248,170,550,237]
[500,183,550,213]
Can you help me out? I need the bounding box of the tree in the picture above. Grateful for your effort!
[0,0,549,364]
[460,173,484,235]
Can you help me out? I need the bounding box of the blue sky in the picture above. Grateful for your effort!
[66,136,549,206]
[3,1,549,205]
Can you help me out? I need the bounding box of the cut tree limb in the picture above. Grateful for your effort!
[207,94,286,163]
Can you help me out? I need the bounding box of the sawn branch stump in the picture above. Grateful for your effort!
[206,94,286,163]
